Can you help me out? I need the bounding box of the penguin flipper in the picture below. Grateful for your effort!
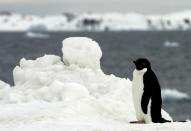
[142,72,153,114]
[141,90,151,114]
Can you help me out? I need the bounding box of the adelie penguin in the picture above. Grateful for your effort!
[131,58,172,124]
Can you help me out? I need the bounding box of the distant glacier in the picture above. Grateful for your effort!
[1,10,191,31]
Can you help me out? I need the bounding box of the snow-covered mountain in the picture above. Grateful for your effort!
[1,10,191,31]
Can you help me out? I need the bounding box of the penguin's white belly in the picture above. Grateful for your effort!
[132,69,152,123]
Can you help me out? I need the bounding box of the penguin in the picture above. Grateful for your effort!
[132,58,171,123]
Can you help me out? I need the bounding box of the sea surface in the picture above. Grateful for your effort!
[0,31,190,121]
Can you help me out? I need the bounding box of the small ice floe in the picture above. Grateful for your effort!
[26,23,49,38]
[26,32,49,38]
[162,88,190,102]
[163,41,180,48]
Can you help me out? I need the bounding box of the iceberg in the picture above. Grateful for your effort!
[26,23,49,38]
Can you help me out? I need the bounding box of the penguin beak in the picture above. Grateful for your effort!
[133,61,136,64]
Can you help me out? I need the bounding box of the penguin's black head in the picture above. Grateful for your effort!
[133,58,151,70]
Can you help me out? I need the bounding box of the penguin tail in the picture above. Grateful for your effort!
[160,118,171,123]
[161,118,187,123]
[173,120,187,122]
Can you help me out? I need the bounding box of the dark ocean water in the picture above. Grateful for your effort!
[0,31,190,121]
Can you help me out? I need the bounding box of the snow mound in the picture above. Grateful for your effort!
[0,37,136,124]
[162,88,190,102]
[62,37,102,69]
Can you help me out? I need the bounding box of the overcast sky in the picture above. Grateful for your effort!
[0,0,190,15]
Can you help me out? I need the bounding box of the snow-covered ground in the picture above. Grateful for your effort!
[0,37,190,130]
[1,10,191,31]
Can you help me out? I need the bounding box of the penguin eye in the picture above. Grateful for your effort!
[142,63,146,66]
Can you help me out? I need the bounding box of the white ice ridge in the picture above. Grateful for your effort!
[2,10,191,31]
[0,37,190,130]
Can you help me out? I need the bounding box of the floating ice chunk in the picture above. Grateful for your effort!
[163,41,180,47]
[27,23,48,33]
[26,23,49,39]
[162,88,190,102]
[62,37,102,69]
[26,32,49,39]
